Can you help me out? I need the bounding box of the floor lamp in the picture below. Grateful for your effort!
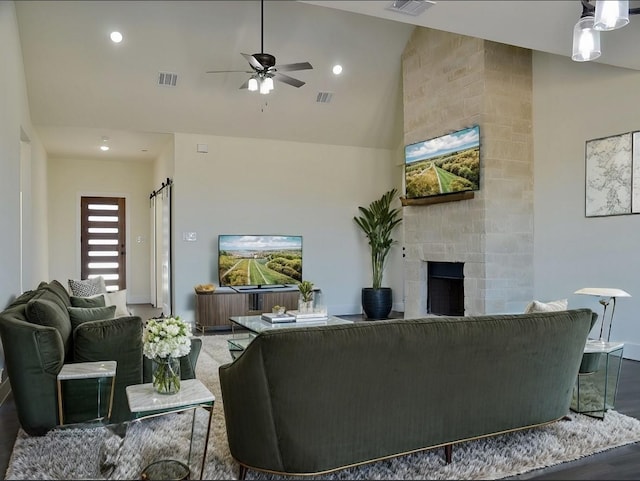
[574,287,631,343]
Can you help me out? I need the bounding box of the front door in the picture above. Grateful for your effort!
[80,196,126,291]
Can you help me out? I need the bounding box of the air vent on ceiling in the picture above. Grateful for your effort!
[316,92,333,104]
[158,72,178,87]
[386,0,435,16]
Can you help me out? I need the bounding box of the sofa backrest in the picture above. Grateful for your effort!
[219,308,594,474]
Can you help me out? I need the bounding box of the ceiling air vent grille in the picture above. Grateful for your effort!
[385,0,435,16]
[316,92,333,104]
[158,72,178,87]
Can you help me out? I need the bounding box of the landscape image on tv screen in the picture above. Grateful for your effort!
[404,125,480,200]
[218,235,303,288]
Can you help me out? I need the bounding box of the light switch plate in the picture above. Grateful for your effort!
[183,232,197,241]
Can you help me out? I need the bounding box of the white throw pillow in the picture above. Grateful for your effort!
[524,298,568,314]
[104,289,130,317]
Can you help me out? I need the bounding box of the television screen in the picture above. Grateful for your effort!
[218,235,303,288]
[404,125,480,200]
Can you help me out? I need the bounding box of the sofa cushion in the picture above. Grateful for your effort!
[524,298,568,314]
[42,280,71,308]
[70,295,106,308]
[68,277,107,297]
[74,316,144,423]
[67,305,116,331]
[104,290,129,317]
[25,298,72,356]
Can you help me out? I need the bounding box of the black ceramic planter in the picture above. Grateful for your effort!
[361,287,392,320]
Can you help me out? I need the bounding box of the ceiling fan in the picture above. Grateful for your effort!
[206,0,313,94]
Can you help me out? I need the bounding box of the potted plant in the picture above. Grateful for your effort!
[354,188,402,319]
[298,280,315,313]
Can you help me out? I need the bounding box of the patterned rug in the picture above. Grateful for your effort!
[5,334,640,480]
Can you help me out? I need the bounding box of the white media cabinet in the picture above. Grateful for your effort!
[195,286,301,332]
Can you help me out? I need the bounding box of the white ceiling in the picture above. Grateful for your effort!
[15,0,640,162]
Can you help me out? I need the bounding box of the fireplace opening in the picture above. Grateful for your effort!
[427,262,464,316]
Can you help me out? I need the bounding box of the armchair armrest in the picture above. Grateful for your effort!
[0,317,64,435]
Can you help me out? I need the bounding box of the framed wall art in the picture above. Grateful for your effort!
[585,131,634,217]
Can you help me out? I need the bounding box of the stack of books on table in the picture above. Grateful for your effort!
[286,310,329,322]
[261,312,296,323]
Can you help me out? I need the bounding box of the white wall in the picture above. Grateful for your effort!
[171,133,402,324]
[533,52,640,359]
[0,1,48,379]
[47,158,155,303]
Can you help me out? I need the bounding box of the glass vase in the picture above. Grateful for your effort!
[298,293,314,314]
[152,356,181,394]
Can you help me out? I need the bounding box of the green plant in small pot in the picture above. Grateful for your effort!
[298,280,315,314]
[354,188,402,320]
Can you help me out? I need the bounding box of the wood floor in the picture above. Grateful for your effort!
[1,308,639,480]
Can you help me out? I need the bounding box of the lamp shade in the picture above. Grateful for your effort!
[574,287,631,297]
[572,15,601,61]
[594,0,629,31]
[247,77,258,91]
[259,78,270,94]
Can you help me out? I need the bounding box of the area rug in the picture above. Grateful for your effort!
[5,334,640,480]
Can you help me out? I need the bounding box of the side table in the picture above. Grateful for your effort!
[571,339,624,419]
[126,378,215,480]
[56,360,117,425]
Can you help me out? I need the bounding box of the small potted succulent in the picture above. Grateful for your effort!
[298,280,315,313]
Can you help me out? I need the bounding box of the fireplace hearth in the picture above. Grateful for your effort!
[427,262,464,316]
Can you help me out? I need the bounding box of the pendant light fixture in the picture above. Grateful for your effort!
[572,1,640,62]
[594,0,629,30]
[572,1,601,61]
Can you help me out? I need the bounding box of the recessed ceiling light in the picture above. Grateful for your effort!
[110,31,123,43]
[100,136,110,151]
[332,65,343,75]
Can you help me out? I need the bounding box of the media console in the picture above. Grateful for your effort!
[195,287,302,332]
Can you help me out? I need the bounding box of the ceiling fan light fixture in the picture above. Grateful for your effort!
[594,0,629,30]
[259,78,271,95]
[248,77,258,91]
[572,14,601,61]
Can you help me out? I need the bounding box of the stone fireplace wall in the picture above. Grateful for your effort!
[402,28,533,317]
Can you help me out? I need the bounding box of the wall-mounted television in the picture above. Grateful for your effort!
[404,125,480,200]
[218,235,303,290]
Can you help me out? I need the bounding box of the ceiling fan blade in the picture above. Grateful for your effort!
[206,69,253,74]
[275,72,305,88]
[238,79,250,90]
[275,62,313,72]
[241,52,264,71]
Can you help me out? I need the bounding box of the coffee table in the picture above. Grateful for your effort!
[228,315,354,358]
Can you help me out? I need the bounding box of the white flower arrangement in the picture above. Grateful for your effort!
[142,316,192,360]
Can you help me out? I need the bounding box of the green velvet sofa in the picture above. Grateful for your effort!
[219,308,595,478]
[0,280,202,435]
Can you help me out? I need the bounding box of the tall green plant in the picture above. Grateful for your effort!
[354,188,402,289]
